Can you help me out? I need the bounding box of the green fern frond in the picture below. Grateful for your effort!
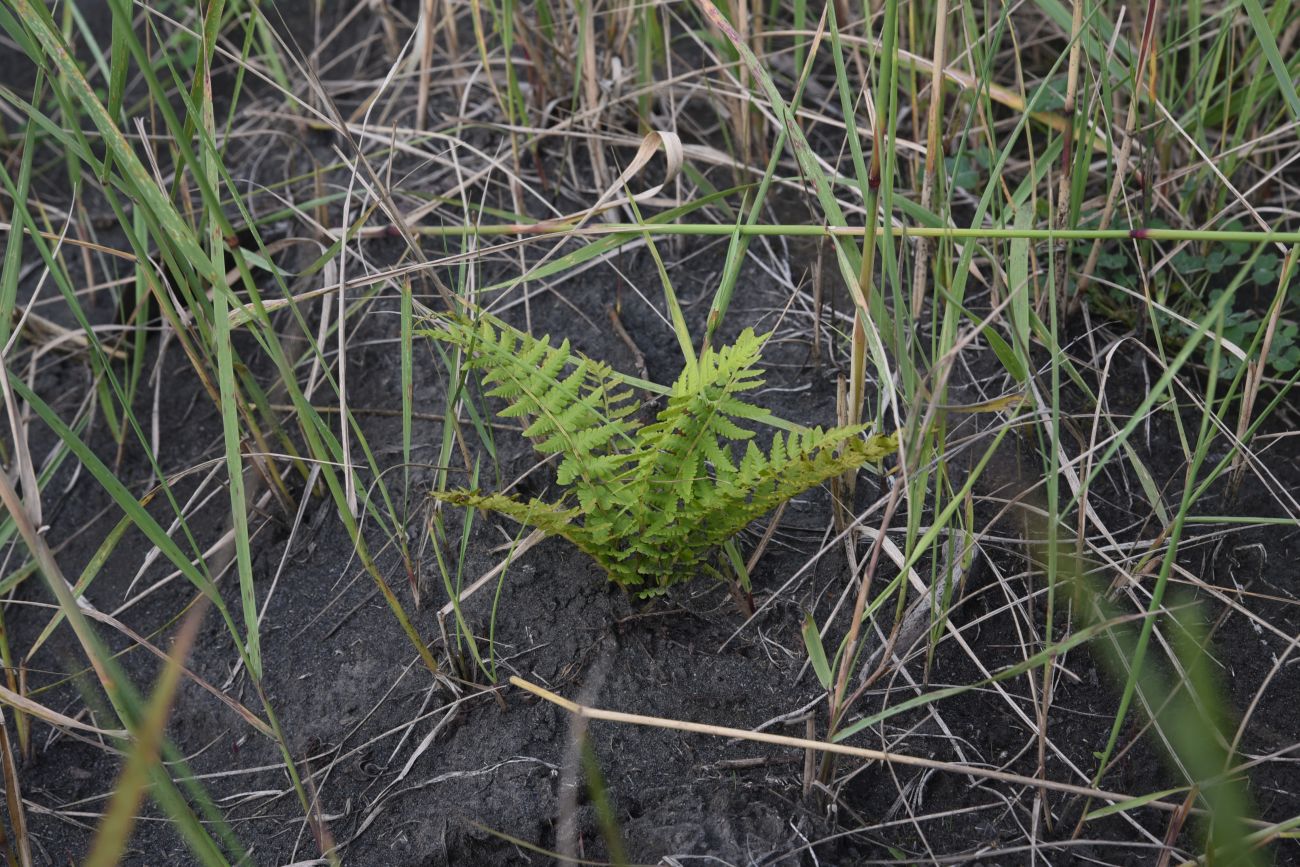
[620,428,897,595]
[424,315,640,490]
[431,488,593,555]
[633,328,768,518]
[424,313,899,597]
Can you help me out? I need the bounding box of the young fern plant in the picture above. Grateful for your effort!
[426,314,897,596]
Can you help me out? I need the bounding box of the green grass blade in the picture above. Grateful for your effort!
[802,614,833,690]
[1240,0,1300,120]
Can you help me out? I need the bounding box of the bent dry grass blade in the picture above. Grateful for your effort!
[511,674,1244,822]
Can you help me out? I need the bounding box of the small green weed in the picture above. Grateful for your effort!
[1090,222,1299,377]
[424,315,897,596]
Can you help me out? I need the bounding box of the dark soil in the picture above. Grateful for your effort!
[4,5,1300,867]
[13,224,1300,865]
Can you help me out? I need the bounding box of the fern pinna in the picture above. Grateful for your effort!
[426,314,896,596]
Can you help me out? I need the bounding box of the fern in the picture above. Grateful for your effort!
[425,314,897,596]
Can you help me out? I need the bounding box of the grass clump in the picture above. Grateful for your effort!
[425,314,897,596]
